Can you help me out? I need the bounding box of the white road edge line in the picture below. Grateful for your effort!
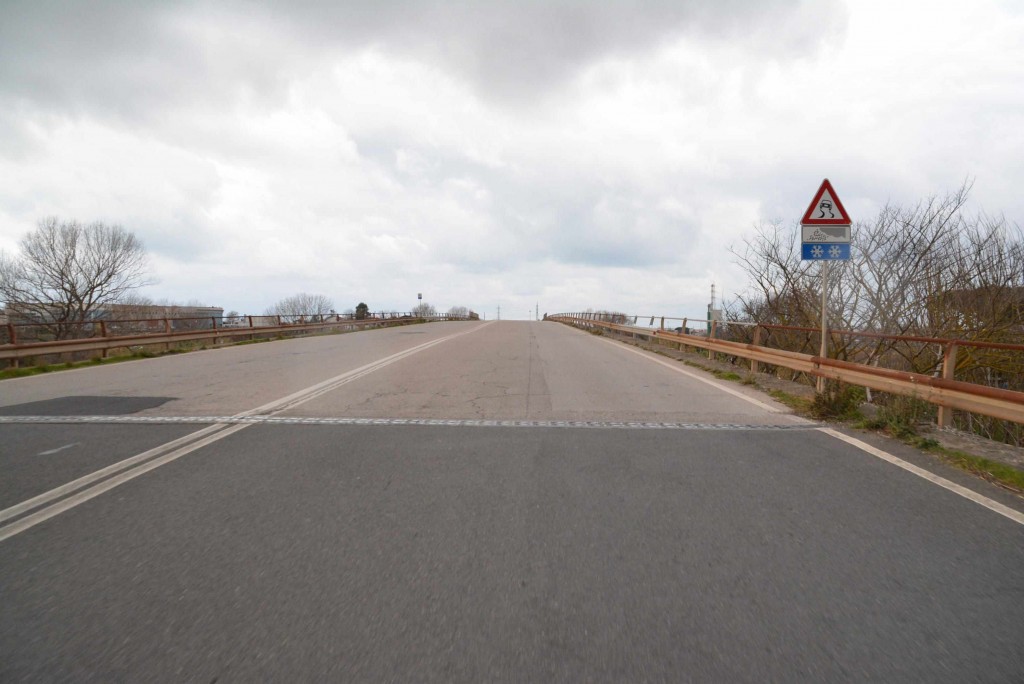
[600,336,804,418]
[604,334,1024,525]
[819,427,1024,526]
[0,322,494,539]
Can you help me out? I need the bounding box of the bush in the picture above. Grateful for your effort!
[810,381,865,420]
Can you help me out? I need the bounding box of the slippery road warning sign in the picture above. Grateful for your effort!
[800,178,852,226]
[801,178,851,262]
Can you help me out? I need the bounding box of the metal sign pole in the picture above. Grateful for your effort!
[818,261,829,393]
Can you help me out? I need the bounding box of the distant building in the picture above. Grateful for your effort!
[930,286,1024,336]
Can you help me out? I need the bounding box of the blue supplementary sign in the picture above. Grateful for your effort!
[802,243,850,260]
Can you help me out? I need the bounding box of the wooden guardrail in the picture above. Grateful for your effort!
[0,315,469,365]
[549,314,1024,426]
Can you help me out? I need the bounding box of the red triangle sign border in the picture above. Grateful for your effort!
[801,178,852,225]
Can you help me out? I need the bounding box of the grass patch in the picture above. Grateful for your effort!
[1,349,173,380]
[855,404,1024,493]
[767,389,813,413]
[933,448,1024,492]
[0,366,41,379]
[233,337,273,346]
[712,370,743,382]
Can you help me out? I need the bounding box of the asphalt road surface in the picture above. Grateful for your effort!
[2,321,1022,682]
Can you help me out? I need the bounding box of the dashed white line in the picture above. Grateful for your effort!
[0,415,823,430]
[37,443,79,456]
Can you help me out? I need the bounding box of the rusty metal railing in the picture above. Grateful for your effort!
[1,313,472,366]
[548,313,1024,427]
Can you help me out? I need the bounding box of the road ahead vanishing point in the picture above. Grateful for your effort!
[2,320,1022,681]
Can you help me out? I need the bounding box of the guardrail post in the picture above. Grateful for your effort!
[98,321,108,358]
[750,325,762,374]
[6,324,17,367]
[937,343,959,428]
[709,320,718,360]
[679,318,687,351]
[164,318,171,352]
[659,317,664,331]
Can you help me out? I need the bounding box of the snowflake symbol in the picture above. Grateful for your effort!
[829,245,841,258]
[811,245,824,258]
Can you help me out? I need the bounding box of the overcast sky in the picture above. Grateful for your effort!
[2,0,1022,319]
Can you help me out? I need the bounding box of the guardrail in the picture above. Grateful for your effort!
[0,314,470,366]
[549,313,1024,427]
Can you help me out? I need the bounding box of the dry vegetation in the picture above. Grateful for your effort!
[727,180,1024,444]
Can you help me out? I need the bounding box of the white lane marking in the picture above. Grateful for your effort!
[0,322,494,540]
[0,425,248,543]
[820,428,1024,526]
[37,443,79,456]
[600,337,803,418]
[0,423,231,524]
[0,415,824,430]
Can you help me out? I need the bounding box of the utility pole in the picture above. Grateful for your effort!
[497,305,501,321]
[535,302,539,321]
[707,282,716,335]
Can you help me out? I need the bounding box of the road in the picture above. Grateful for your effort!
[2,320,1022,682]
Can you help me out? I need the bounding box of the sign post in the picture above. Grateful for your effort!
[800,178,852,393]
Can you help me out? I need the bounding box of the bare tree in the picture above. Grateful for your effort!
[265,293,335,323]
[0,217,150,339]
[411,302,437,318]
[447,305,470,319]
[729,179,1024,387]
[730,220,818,327]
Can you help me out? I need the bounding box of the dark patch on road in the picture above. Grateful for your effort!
[0,396,175,416]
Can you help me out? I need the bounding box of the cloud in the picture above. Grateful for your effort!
[1,0,1021,320]
[0,0,845,122]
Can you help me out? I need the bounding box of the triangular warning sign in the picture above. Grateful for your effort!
[801,178,852,225]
